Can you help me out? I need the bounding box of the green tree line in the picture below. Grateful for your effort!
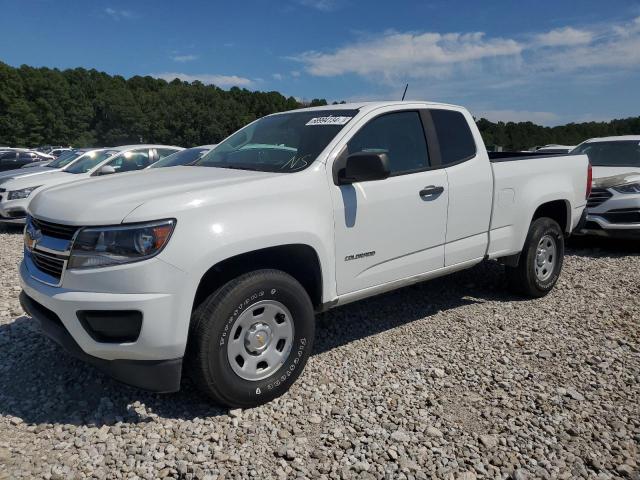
[1,61,638,149]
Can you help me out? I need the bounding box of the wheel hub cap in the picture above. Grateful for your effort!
[534,234,557,282]
[226,300,294,381]
[245,323,272,353]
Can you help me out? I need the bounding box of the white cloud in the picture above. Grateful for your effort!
[104,7,133,20]
[292,17,640,84]
[152,72,255,88]
[171,54,198,63]
[296,0,339,12]
[272,73,284,80]
[533,27,593,47]
[293,31,522,82]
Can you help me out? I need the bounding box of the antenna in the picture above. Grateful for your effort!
[401,83,409,101]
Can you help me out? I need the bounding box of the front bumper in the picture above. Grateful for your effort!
[20,292,182,392]
[578,191,640,238]
[578,215,640,238]
[19,255,194,392]
[0,197,28,224]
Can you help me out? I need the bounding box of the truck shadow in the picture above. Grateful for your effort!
[0,261,517,426]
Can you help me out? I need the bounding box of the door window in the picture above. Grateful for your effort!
[430,109,477,165]
[347,111,430,175]
[108,149,152,172]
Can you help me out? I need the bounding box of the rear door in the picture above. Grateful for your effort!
[332,109,449,295]
[17,152,38,168]
[425,108,493,266]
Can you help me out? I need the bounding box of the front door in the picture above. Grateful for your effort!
[332,110,449,295]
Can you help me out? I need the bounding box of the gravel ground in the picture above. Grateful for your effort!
[0,226,638,480]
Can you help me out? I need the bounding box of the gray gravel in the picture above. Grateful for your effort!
[0,227,638,479]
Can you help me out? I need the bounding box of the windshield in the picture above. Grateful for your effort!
[151,147,212,168]
[63,150,119,174]
[195,110,358,172]
[46,150,82,168]
[572,141,640,167]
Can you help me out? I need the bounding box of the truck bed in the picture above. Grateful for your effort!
[488,151,570,162]
[487,153,589,259]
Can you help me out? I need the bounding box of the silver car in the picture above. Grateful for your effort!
[574,136,640,238]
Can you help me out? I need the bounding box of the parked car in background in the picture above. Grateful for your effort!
[18,101,589,407]
[149,144,217,169]
[50,148,73,158]
[572,136,640,238]
[0,145,182,224]
[0,148,96,182]
[536,145,576,154]
[0,149,54,171]
[35,145,64,154]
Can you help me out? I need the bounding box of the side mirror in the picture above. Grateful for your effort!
[97,165,116,176]
[338,152,390,185]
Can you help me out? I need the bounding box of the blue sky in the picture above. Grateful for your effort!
[2,0,640,125]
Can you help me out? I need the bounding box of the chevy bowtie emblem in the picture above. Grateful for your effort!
[25,223,42,252]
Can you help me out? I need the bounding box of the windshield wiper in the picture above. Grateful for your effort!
[215,165,265,172]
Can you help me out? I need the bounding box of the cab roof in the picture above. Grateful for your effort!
[287,100,465,114]
[584,135,640,143]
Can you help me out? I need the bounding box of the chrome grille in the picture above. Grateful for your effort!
[29,251,65,281]
[587,188,613,208]
[31,217,78,240]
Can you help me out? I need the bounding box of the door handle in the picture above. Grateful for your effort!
[419,185,444,198]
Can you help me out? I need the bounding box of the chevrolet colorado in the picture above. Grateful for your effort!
[19,101,590,407]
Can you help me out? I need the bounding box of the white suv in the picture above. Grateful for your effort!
[573,136,640,238]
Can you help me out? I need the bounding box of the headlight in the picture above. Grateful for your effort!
[612,182,640,194]
[8,186,41,200]
[68,219,176,269]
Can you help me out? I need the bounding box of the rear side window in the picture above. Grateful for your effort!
[430,109,476,165]
[347,111,430,175]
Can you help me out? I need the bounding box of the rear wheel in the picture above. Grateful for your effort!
[187,269,315,407]
[506,217,564,297]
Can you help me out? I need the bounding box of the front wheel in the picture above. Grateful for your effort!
[187,269,315,407]
[506,217,565,297]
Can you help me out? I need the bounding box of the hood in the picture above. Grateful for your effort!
[28,166,279,225]
[0,166,58,182]
[592,166,640,179]
[1,170,78,191]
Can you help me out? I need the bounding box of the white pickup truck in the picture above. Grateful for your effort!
[19,101,590,407]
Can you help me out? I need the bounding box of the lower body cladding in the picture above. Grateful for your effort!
[19,258,193,393]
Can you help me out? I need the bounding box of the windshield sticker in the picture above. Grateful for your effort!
[306,116,352,126]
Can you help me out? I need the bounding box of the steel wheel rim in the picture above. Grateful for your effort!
[226,300,295,381]
[535,234,557,282]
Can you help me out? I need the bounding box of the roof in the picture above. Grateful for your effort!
[584,135,640,143]
[108,144,184,151]
[285,100,465,114]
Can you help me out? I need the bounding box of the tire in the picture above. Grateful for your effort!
[187,269,315,408]
[506,217,564,298]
